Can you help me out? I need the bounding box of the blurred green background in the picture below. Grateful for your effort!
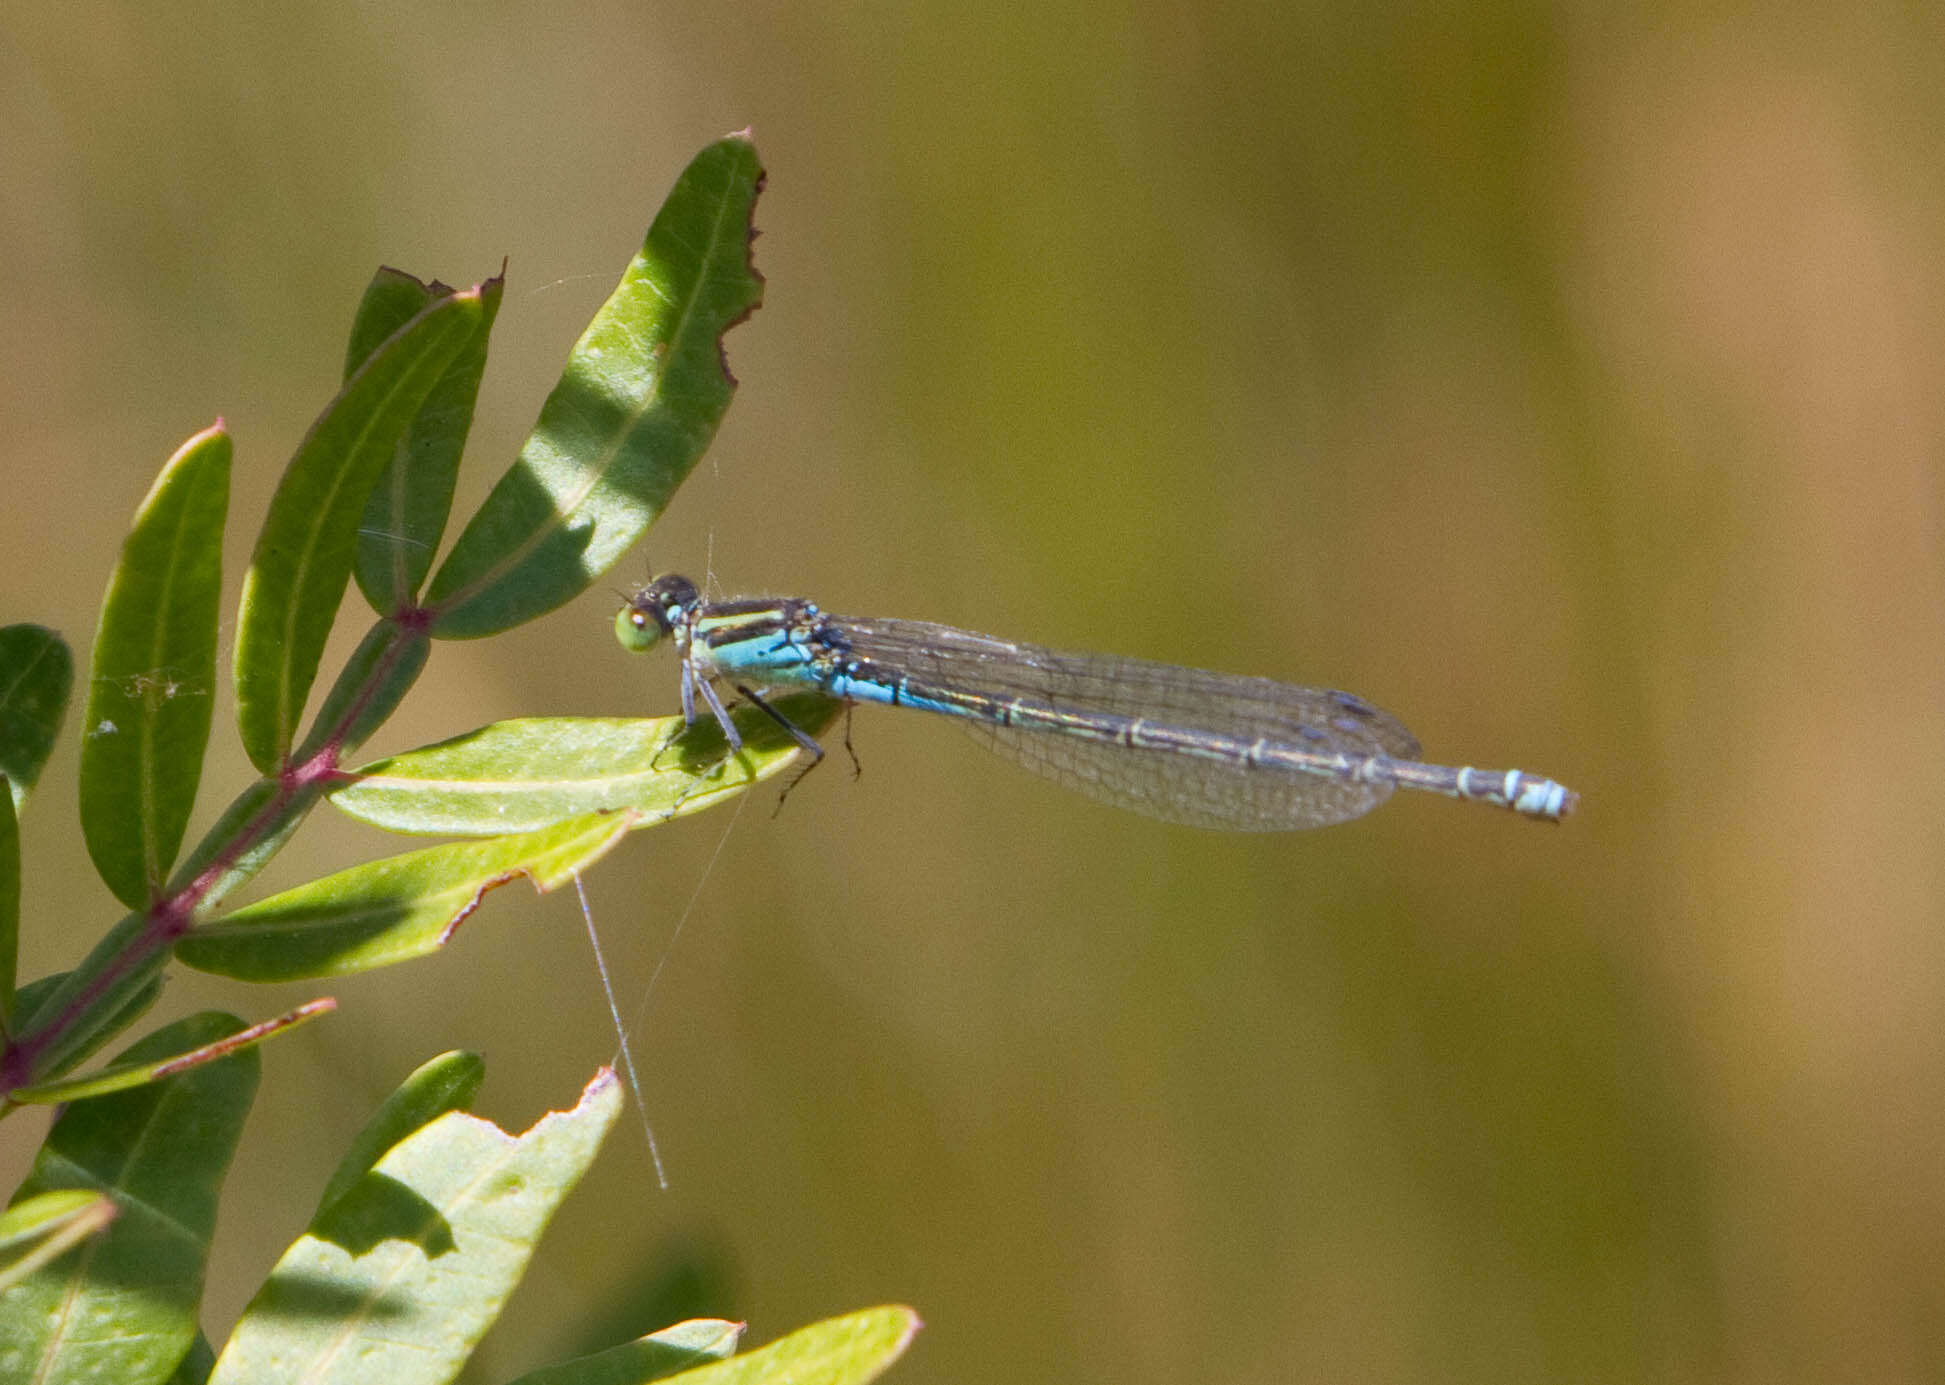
[5,3,1943,1382]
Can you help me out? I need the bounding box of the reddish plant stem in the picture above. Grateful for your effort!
[0,611,430,1089]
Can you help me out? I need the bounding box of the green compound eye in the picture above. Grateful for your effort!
[614,604,664,654]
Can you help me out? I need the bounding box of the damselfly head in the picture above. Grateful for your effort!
[614,573,700,654]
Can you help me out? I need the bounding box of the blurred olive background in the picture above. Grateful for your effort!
[5,4,1943,1382]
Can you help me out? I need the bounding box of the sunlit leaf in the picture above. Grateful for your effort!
[0,1192,115,1297]
[426,136,766,637]
[657,1307,919,1385]
[209,1068,622,1385]
[173,812,635,981]
[505,1318,745,1385]
[330,693,838,836]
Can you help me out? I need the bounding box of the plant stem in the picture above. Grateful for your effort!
[0,611,430,1090]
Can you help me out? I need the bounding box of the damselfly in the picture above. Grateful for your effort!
[616,575,1576,830]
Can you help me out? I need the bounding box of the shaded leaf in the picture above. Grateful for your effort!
[0,624,72,815]
[0,784,14,1036]
[0,1012,258,1385]
[426,136,765,637]
[234,286,490,771]
[164,776,323,911]
[342,267,444,376]
[314,1050,484,1216]
[166,1334,216,1385]
[293,618,430,765]
[8,969,67,1032]
[80,423,232,908]
[350,269,504,612]
[174,812,635,981]
[8,921,168,1089]
[659,1307,919,1385]
[507,1318,745,1385]
[330,693,838,836]
[209,1068,622,1385]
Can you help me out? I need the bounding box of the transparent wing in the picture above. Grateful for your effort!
[828,614,1422,831]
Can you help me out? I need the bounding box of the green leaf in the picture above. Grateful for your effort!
[330,693,839,836]
[164,776,322,910]
[0,1190,109,1250]
[79,423,232,909]
[173,811,636,981]
[506,1318,745,1385]
[8,999,333,1105]
[9,922,168,1088]
[425,136,766,638]
[234,286,491,772]
[659,1307,919,1385]
[0,1012,259,1385]
[209,1067,622,1385]
[0,784,16,1037]
[0,624,73,815]
[9,970,67,1031]
[293,618,430,765]
[314,1050,484,1216]
[341,266,444,376]
[166,1334,216,1385]
[8,971,65,1039]
[0,1192,116,1296]
[350,269,504,612]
